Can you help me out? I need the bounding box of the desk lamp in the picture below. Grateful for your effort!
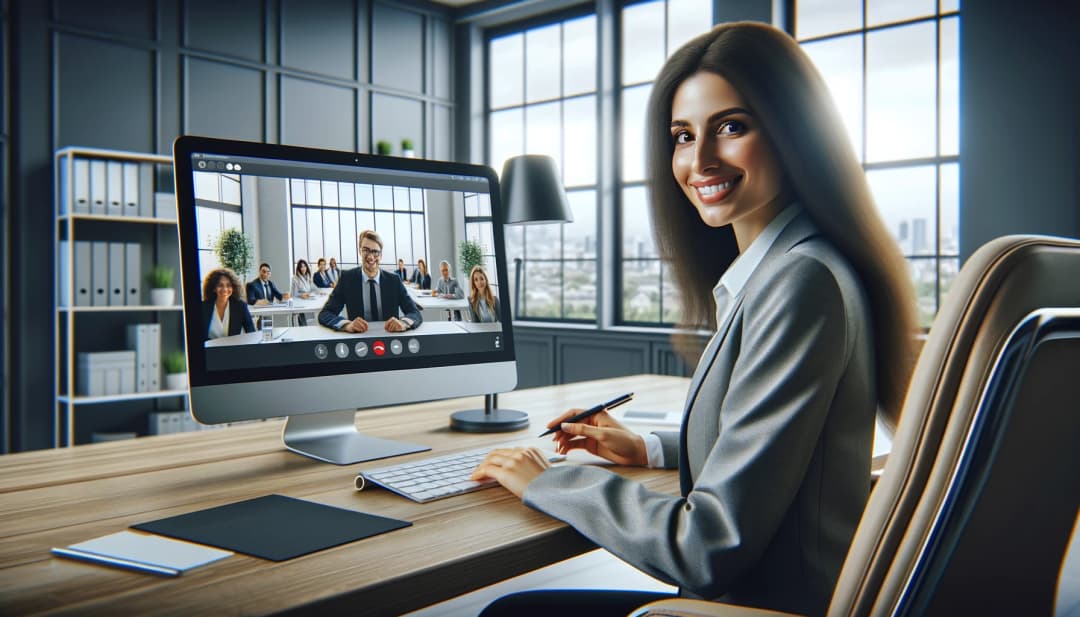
[450,154,574,433]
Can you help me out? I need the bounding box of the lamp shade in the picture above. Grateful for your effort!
[500,155,574,225]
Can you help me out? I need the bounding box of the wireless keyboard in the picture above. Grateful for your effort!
[355,446,565,503]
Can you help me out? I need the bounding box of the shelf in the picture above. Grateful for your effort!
[57,213,177,225]
[58,390,188,405]
[59,305,184,313]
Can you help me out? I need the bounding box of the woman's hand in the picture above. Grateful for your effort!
[548,409,648,466]
[470,447,552,498]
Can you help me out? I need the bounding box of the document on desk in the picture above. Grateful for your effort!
[52,530,232,576]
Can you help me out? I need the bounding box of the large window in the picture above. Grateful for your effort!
[193,171,243,276]
[488,9,600,321]
[288,179,428,272]
[796,0,960,326]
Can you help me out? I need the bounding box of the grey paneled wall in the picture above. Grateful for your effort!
[7,0,454,451]
[1,0,9,452]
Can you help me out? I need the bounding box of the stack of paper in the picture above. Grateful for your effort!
[52,530,232,576]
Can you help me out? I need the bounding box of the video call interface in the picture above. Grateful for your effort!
[187,152,509,374]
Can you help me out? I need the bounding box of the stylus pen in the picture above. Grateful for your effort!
[538,392,634,437]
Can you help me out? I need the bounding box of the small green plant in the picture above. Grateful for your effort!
[400,138,414,152]
[214,228,254,279]
[163,350,186,374]
[375,140,393,155]
[146,265,174,289]
[459,239,484,278]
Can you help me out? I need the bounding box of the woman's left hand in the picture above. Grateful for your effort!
[470,447,552,498]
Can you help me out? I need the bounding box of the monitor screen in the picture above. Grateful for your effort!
[173,136,518,464]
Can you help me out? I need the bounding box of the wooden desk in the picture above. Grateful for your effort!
[0,375,686,616]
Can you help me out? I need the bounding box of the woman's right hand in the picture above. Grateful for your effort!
[548,409,647,466]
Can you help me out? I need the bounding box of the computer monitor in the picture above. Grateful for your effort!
[173,136,517,465]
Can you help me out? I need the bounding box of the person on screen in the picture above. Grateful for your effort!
[411,258,432,290]
[328,257,341,285]
[290,259,315,326]
[318,229,423,333]
[467,266,500,323]
[395,258,409,281]
[246,263,289,306]
[202,268,255,341]
[471,22,918,617]
[313,258,334,288]
[434,260,465,299]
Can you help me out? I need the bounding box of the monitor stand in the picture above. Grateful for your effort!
[282,410,430,465]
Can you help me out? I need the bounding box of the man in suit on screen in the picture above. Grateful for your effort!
[318,230,422,333]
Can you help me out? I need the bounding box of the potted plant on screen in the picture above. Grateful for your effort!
[459,239,484,280]
[376,140,393,156]
[163,350,187,391]
[213,228,254,281]
[401,138,416,158]
[147,265,175,306]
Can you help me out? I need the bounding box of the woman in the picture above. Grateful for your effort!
[313,257,333,288]
[290,259,314,326]
[201,268,255,341]
[467,265,500,323]
[410,258,431,290]
[473,22,916,617]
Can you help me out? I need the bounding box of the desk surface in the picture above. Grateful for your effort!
[0,375,686,616]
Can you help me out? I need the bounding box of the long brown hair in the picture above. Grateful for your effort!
[646,22,917,425]
[468,265,496,314]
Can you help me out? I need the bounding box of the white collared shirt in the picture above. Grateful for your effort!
[643,204,803,468]
[209,303,230,339]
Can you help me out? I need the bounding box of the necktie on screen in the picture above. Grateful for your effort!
[368,279,379,321]
[264,283,270,300]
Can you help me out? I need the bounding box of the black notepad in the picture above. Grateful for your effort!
[132,494,410,562]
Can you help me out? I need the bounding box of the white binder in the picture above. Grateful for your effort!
[108,242,125,306]
[58,240,70,307]
[75,241,92,306]
[147,323,161,392]
[125,242,141,305]
[139,163,154,218]
[126,324,148,393]
[91,241,109,306]
[73,158,91,214]
[122,162,140,218]
[89,160,107,215]
[106,161,124,217]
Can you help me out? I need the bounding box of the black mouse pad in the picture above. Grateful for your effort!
[132,494,410,561]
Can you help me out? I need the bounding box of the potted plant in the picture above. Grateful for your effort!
[459,239,484,280]
[375,140,393,156]
[213,228,254,280]
[147,265,175,306]
[163,350,186,391]
[401,138,416,158]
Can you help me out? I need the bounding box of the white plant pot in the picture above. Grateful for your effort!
[150,288,175,306]
[165,372,186,392]
[402,149,416,158]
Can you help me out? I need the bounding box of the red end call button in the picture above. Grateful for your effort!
[372,340,386,356]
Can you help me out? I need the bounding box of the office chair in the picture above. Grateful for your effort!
[632,234,1080,617]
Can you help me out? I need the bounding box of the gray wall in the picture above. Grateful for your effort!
[424,189,465,278]
[959,1,1080,259]
[6,0,454,451]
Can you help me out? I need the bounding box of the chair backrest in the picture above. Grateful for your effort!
[831,235,1080,617]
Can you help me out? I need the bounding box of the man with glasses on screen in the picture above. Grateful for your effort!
[318,230,422,334]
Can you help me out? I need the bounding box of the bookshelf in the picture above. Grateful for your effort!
[54,147,186,446]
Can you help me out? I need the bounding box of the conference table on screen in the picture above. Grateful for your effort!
[246,286,472,325]
[204,321,500,347]
[0,375,686,616]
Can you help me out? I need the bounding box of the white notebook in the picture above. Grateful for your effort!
[52,530,232,576]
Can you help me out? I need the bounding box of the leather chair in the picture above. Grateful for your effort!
[632,235,1080,617]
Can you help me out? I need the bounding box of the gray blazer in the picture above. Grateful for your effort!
[524,212,875,617]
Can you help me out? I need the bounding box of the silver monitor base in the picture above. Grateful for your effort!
[282,410,430,465]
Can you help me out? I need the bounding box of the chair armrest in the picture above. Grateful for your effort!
[628,598,801,617]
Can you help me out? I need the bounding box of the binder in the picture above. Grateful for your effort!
[147,323,161,392]
[75,241,92,306]
[106,161,124,217]
[125,242,141,305]
[58,241,70,307]
[73,158,91,214]
[89,160,107,215]
[122,162,141,218]
[126,324,148,393]
[91,242,109,306]
[139,163,154,218]
[108,242,125,306]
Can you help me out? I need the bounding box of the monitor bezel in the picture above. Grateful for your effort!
[173,135,516,389]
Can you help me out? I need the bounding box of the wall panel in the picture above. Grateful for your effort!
[184,0,264,62]
[281,76,356,151]
[56,34,154,152]
[514,335,554,389]
[558,337,647,384]
[52,0,155,40]
[371,92,423,156]
[371,2,424,93]
[280,0,356,80]
[185,58,265,141]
